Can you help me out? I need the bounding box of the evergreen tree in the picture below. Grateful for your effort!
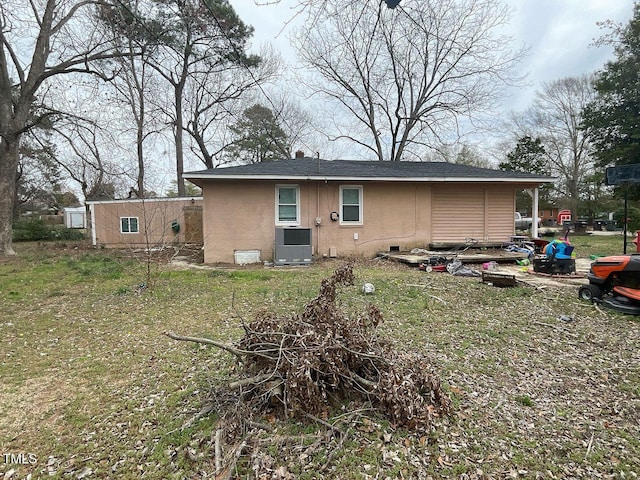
[226,104,290,164]
[499,136,547,174]
[501,136,553,211]
[166,180,201,198]
[583,4,640,170]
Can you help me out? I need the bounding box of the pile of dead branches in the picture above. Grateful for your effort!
[167,264,450,434]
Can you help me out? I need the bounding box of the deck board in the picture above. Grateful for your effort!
[380,250,530,266]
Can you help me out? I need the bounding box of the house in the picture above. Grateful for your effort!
[184,157,554,264]
[86,197,203,248]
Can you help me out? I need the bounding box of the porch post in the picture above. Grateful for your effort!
[532,187,540,239]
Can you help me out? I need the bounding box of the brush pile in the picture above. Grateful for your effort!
[168,264,450,433]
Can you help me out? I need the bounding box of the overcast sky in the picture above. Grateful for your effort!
[233,0,635,112]
[505,0,634,108]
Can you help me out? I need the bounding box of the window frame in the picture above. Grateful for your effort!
[120,216,139,234]
[340,185,363,225]
[275,185,300,225]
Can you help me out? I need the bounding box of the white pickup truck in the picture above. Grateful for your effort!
[515,212,541,230]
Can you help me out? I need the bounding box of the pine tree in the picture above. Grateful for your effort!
[226,104,290,164]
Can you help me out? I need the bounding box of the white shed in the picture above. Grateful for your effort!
[64,207,87,229]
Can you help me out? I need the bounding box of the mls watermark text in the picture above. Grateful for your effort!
[3,453,37,465]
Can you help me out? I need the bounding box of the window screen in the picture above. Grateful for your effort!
[341,187,362,223]
[277,186,298,223]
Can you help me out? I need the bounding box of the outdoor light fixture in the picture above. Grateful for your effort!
[384,0,401,8]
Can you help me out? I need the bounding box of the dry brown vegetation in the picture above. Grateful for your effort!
[166,264,451,477]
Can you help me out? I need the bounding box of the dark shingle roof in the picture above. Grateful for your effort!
[184,157,553,183]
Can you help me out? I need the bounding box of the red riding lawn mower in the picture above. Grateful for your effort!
[578,254,640,314]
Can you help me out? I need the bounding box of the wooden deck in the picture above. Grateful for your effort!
[428,241,506,249]
[379,250,530,266]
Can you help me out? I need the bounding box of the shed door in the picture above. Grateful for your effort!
[70,212,84,228]
[431,186,485,243]
[431,185,516,243]
[486,187,517,240]
[183,206,203,244]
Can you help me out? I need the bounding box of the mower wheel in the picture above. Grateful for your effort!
[578,284,602,302]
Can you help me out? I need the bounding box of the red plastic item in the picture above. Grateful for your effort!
[613,285,640,301]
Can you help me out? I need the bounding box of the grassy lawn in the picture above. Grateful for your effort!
[1,236,638,479]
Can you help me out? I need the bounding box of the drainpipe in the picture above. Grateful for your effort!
[316,182,321,256]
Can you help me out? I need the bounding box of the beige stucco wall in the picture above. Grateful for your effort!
[199,179,531,264]
[90,198,202,248]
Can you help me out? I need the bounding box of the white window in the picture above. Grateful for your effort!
[340,186,363,224]
[276,185,299,224]
[120,217,139,233]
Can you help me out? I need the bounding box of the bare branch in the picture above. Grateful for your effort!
[164,331,247,358]
[293,0,524,160]
[228,373,277,390]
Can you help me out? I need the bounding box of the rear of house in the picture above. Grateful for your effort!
[87,197,203,248]
[186,158,551,264]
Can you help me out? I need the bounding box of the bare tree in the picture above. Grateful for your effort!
[105,44,162,198]
[515,75,597,215]
[183,46,280,169]
[112,0,261,196]
[291,0,524,161]
[15,133,62,219]
[0,0,128,255]
[265,90,316,157]
[96,0,156,198]
[49,119,126,201]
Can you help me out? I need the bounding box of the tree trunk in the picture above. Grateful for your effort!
[0,0,131,257]
[0,138,20,255]
[137,118,145,197]
[174,84,186,197]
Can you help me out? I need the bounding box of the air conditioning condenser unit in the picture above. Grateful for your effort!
[274,227,312,266]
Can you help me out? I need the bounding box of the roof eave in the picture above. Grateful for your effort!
[86,196,203,205]
[183,173,555,183]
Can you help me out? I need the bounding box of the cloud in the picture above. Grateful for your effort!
[505,0,634,110]
[232,0,636,148]
[234,0,300,59]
